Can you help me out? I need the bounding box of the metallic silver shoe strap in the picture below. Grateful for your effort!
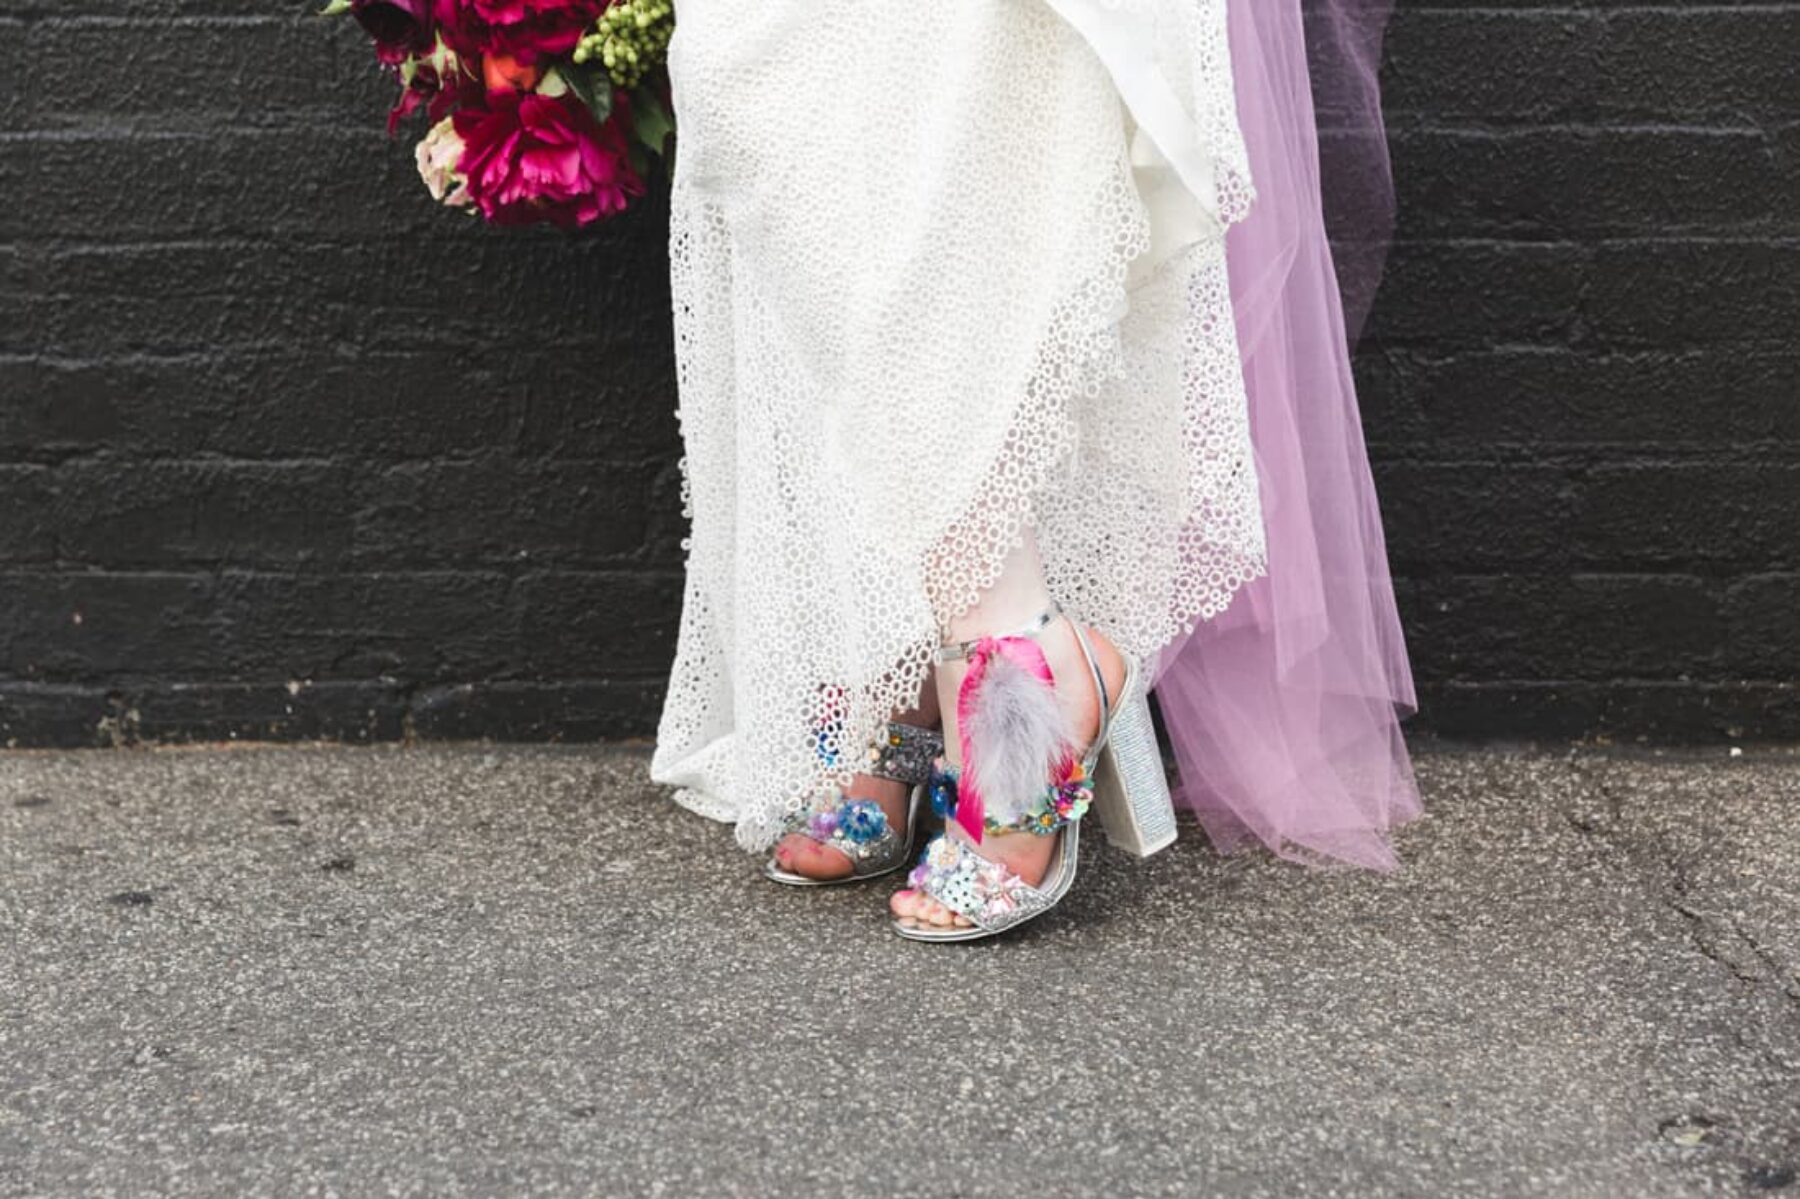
[1068,622,1113,731]
[932,601,1062,663]
[934,600,1113,728]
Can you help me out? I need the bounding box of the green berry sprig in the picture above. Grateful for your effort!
[573,0,674,90]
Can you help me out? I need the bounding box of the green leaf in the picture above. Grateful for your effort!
[630,87,676,161]
[536,66,570,98]
[318,0,352,14]
[560,62,614,126]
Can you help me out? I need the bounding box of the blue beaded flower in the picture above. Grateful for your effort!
[837,799,888,844]
[928,763,960,819]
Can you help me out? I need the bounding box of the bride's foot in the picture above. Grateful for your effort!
[763,717,942,885]
[888,824,1057,929]
[771,774,913,882]
[890,615,1125,930]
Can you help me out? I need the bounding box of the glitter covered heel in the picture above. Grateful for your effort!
[1089,661,1178,857]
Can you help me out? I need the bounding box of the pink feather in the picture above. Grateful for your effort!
[954,635,1075,842]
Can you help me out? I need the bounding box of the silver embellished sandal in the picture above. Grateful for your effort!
[893,604,1176,942]
[763,720,943,887]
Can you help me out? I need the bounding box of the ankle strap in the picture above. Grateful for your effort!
[933,601,1061,664]
[1068,622,1113,733]
[933,600,1114,738]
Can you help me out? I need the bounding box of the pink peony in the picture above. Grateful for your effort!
[433,0,605,67]
[452,89,645,229]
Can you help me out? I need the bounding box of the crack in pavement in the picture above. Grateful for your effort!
[1563,752,1800,1014]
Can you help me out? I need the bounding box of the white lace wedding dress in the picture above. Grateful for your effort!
[651,0,1267,851]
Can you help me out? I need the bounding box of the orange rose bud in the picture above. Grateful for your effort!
[482,51,543,93]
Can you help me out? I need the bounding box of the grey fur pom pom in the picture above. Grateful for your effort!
[960,647,1075,824]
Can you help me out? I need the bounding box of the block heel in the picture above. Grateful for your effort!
[1090,662,1178,858]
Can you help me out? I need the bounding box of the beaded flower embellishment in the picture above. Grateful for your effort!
[905,834,1043,926]
[928,757,1091,838]
[805,794,889,845]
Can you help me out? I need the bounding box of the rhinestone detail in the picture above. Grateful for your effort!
[905,834,1052,929]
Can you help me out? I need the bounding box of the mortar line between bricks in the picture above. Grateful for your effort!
[7,343,1797,368]
[3,448,1796,468]
[1386,122,1798,137]
[13,232,1800,252]
[0,566,689,581]
[1353,338,1800,356]
[9,235,1795,264]
[1430,679,1799,691]
[0,453,673,469]
[1363,446,1800,467]
[1402,4,1800,14]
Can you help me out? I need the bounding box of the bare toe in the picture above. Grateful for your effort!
[789,837,853,880]
[923,899,960,928]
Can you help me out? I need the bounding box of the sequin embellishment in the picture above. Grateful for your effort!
[927,757,1092,838]
[905,834,1051,928]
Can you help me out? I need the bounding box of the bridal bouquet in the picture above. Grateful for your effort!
[325,0,676,228]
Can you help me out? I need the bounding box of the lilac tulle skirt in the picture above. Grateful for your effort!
[1149,0,1423,870]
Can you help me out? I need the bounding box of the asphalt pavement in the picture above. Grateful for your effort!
[2,741,1796,1196]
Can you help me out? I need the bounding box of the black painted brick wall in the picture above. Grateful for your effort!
[1,2,1795,748]
[1363,2,1800,740]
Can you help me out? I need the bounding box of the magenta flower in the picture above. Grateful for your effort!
[434,0,605,66]
[352,0,435,65]
[452,89,645,229]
